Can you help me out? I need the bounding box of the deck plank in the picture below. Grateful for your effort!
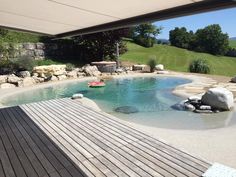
[54,98,209,175]
[0,97,211,177]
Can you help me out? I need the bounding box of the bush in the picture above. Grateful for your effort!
[12,56,36,71]
[35,58,61,66]
[147,57,157,72]
[189,59,210,74]
[134,36,155,48]
[226,47,236,57]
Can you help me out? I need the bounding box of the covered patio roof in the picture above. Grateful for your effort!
[0,0,236,38]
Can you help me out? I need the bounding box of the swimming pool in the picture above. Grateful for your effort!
[1,76,236,130]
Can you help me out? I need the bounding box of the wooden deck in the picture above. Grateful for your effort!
[0,98,211,177]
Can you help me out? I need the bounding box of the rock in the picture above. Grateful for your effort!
[34,49,44,56]
[57,75,67,81]
[171,100,188,111]
[67,70,78,78]
[7,75,22,84]
[115,106,139,114]
[199,105,212,110]
[184,103,196,111]
[17,71,31,78]
[72,93,83,99]
[132,65,147,71]
[36,43,45,49]
[32,73,39,77]
[77,72,86,78]
[0,83,16,89]
[194,109,213,114]
[23,43,35,50]
[33,65,66,76]
[231,76,236,83]
[82,65,101,77]
[21,77,36,87]
[33,76,44,83]
[115,68,124,73]
[201,87,234,111]
[188,96,202,102]
[0,75,7,84]
[50,76,58,81]
[156,71,169,74]
[155,64,164,71]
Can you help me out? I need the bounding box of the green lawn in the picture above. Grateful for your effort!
[230,40,236,49]
[120,40,236,77]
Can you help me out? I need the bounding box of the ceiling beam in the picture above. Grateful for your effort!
[55,0,236,38]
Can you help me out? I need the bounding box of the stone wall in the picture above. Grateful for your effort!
[0,42,71,60]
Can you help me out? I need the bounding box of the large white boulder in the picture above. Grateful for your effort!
[231,76,236,83]
[82,65,101,77]
[201,87,234,111]
[155,64,164,71]
[0,83,16,89]
[33,65,66,76]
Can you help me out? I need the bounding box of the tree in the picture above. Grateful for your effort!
[195,24,229,55]
[169,27,194,49]
[73,29,128,62]
[132,23,162,47]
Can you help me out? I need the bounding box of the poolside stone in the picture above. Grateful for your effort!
[171,100,187,111]
[33,76,45,83]
[82,65,101,77]
[72,93,83,99]
[201,87,234,111]
[156,71,169,74]
[184,103,196,111]
[132,64,147,71]
[194,109,213,114]
[115,106,139,114]
[199,105,212,110]
[67,70,78,78]
[77,72,86,78]
[0,75,7,84]
[21,77,36,87]
[33,65,66,76]
[17,71,31,78]
[57,75,67,81]
[155,64,164,71]
[0,83,16,89]
[7,75,22,84]
[231,76,236,83]
[50,76,58,81]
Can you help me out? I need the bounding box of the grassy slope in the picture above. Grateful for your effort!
[229,40,236,48]
[121,41,236,77]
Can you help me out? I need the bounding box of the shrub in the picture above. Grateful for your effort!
[189,59,210,74]
[226,47,236,57]
[12,56,36,71]
[35,58,62,66]
[147,56,157,72]
[134,36,156,48]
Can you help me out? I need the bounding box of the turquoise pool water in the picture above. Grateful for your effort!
[2,77,236,129]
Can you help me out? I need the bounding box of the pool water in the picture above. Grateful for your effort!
[2,77,236,130]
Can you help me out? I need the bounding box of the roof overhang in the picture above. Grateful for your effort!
[0,0,236,38]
